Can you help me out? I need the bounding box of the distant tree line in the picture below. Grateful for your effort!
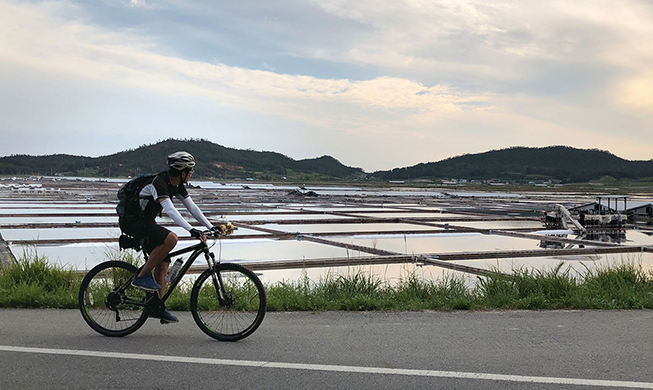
[371,146,653,182]
[0,138,365,180]
[1,142,651,182]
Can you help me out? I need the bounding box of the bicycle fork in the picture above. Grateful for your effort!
[206,251,232,306]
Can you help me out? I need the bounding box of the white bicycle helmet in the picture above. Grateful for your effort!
[167,151,196,171]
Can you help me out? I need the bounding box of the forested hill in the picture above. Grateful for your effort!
[2,143,652,182]
[371,146,653,182]
[0,139,365,180]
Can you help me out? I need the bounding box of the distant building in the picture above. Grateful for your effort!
[570,195,653,218]
[571,202,611,214]
[628,202,653,218]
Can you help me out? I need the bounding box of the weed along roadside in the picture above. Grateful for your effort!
[0,252,79,308]
[2,251,653,311]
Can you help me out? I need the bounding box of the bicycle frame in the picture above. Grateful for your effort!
[140,239,218,303]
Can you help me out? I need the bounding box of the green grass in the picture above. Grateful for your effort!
[0,249,81,308]
[2,252,653,311]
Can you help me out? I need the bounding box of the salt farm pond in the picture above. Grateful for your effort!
[1,176,653,288]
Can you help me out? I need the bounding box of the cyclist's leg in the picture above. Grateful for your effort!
[138,224,177,285]
[154,259,170,299]
[120,217,176,296]
[142,233,176,298]
[140,223,179,322]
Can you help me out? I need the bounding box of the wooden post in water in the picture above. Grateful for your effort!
[0,232,16,267]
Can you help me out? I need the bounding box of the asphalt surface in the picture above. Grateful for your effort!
[1,309,653,389]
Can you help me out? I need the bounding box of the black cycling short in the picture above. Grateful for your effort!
[118,217,173,262]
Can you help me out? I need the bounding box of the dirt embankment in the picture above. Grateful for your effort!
[0,232,16,267]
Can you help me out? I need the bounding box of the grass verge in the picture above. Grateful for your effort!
[0,249,81,308]
[2,252,653,311]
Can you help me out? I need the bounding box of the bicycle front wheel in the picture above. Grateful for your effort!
[191,263,266,341]
[79,261,149,337]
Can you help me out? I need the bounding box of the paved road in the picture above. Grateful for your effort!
[1,309,653,389]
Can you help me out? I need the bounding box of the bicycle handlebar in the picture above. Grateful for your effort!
[199,222,236,239]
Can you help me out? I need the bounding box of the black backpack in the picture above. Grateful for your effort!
[116,174,156,217]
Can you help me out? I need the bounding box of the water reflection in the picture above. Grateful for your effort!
[0,209,115,215]
[2,226,264,242]
[344,212,469,219]
[2,227,120,241]
[579,232,627,244]
[24,239,353,271]
[261,223,442,234]
[2,189,653,284]
[330,233,539,255]
[229,214,347,221]
[0,216,118,225]
[450,221,543,229]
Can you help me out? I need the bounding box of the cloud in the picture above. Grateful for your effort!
[614,72,653,112]
[0,1,488,118]
[308,0,604,60]
[127,0,157,9]
[310,2,628,70]
[0,0,651,170]
[309,0,653,114]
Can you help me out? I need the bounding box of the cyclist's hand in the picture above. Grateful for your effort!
[189,228,207,243]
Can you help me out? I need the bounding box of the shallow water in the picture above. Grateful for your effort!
[330,232,540,255]
[0,208,115,215]
[0,216,118,224]
[261,223,443,234]
[228,213,352,221]
[341,212,470,219]
[19,237,353,271]
[447,220,544,229]
[2,185,652,284]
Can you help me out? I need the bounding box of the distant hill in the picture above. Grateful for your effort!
[2,143,652,182]
[0,139,365,180]
[371,146,653,182]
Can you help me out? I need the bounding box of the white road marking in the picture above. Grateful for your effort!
[1,345,652,388]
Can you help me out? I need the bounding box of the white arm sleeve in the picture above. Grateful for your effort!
[181,196,213,229]
[160,198,193,231]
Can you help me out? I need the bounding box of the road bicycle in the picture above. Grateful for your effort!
[78,228,266,341]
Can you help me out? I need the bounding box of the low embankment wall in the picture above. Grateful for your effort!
[0,232,16,267]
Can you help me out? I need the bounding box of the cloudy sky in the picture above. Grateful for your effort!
[1,0,652,171]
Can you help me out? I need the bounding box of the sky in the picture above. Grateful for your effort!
[0,0,652,172]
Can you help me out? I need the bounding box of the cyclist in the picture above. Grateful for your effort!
[119,151,218,323]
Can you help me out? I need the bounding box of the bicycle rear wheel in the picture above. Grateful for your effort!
[190,263,266,341]
[79,261,149,337]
